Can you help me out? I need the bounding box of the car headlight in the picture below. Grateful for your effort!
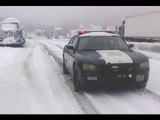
[82,64,96,71]
[139,61,149,69]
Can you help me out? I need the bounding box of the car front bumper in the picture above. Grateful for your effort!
[78,64,149,88]
[0,42,24,47]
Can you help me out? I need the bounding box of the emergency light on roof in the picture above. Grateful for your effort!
[77,29,86,35]
[77,30,116,35]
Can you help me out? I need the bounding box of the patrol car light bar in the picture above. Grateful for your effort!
[77,30,116,35]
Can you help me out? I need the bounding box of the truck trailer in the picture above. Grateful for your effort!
[123,11,160,42]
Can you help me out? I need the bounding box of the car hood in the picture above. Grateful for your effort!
[76,49,148,65]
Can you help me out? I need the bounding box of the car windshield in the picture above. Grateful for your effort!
[78,36,129,50]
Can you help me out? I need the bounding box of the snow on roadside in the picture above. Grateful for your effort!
[84,90,160,114]
[147,59,160,95]
[135,50,160,61]
[128,41,160,53]
[37,39,69,48]
[29,43,83,114]
[0,40,83,114]
[36,39,68,59]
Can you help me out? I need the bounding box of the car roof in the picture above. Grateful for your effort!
[79,32,119,37]
[1,17,20,24]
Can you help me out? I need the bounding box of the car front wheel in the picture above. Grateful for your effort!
[63,57,68,74]
[73,66,84,92]
[136,83,147,90]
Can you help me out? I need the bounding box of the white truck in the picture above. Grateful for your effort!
[124,11,160,42]
[0,17,26,47]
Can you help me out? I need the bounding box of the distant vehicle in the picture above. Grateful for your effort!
[106,26,117,34]
[123,11,160,42]
[63,30,149,92]
[27,36,32,39]
[0,17,26,47]
[35,29,45,37]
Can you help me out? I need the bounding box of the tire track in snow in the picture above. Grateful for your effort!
[45,41,64,49]
[137,88,160,102]
[83,88,160,114]
[41,43,98,114]
[22,50,33,80]
[53,44,63,49]
[102,87,160,104]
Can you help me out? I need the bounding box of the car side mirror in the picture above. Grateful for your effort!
[128,44,134,48]
[67,44,74,50]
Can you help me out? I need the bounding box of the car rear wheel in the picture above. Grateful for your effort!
[73,66,84,92]
[63,57,68,74]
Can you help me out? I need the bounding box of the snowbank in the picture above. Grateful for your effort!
[128,42,160,53]
[0,40,83,114]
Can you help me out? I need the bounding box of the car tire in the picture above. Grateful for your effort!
[137,83,147,90]
[63,57,68,74]
[73,66,84,92]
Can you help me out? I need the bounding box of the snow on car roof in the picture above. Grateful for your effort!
[1,23,17,32]
[79,32,119,37]
[1,17,20,24]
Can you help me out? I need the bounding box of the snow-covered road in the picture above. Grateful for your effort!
[0,39,83,114]
[38,39,160,114]
[1,38,160,114]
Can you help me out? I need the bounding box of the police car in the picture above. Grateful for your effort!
[63,30,149,92]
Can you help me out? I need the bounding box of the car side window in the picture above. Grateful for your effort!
[72,37,78,47]
[68,36,75,44]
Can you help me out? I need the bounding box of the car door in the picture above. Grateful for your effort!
[64,37,75,72]
[67,36,78,76]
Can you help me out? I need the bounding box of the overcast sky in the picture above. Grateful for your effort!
[0,6,160,27]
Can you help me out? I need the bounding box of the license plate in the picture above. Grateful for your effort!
[117,74,127,78]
